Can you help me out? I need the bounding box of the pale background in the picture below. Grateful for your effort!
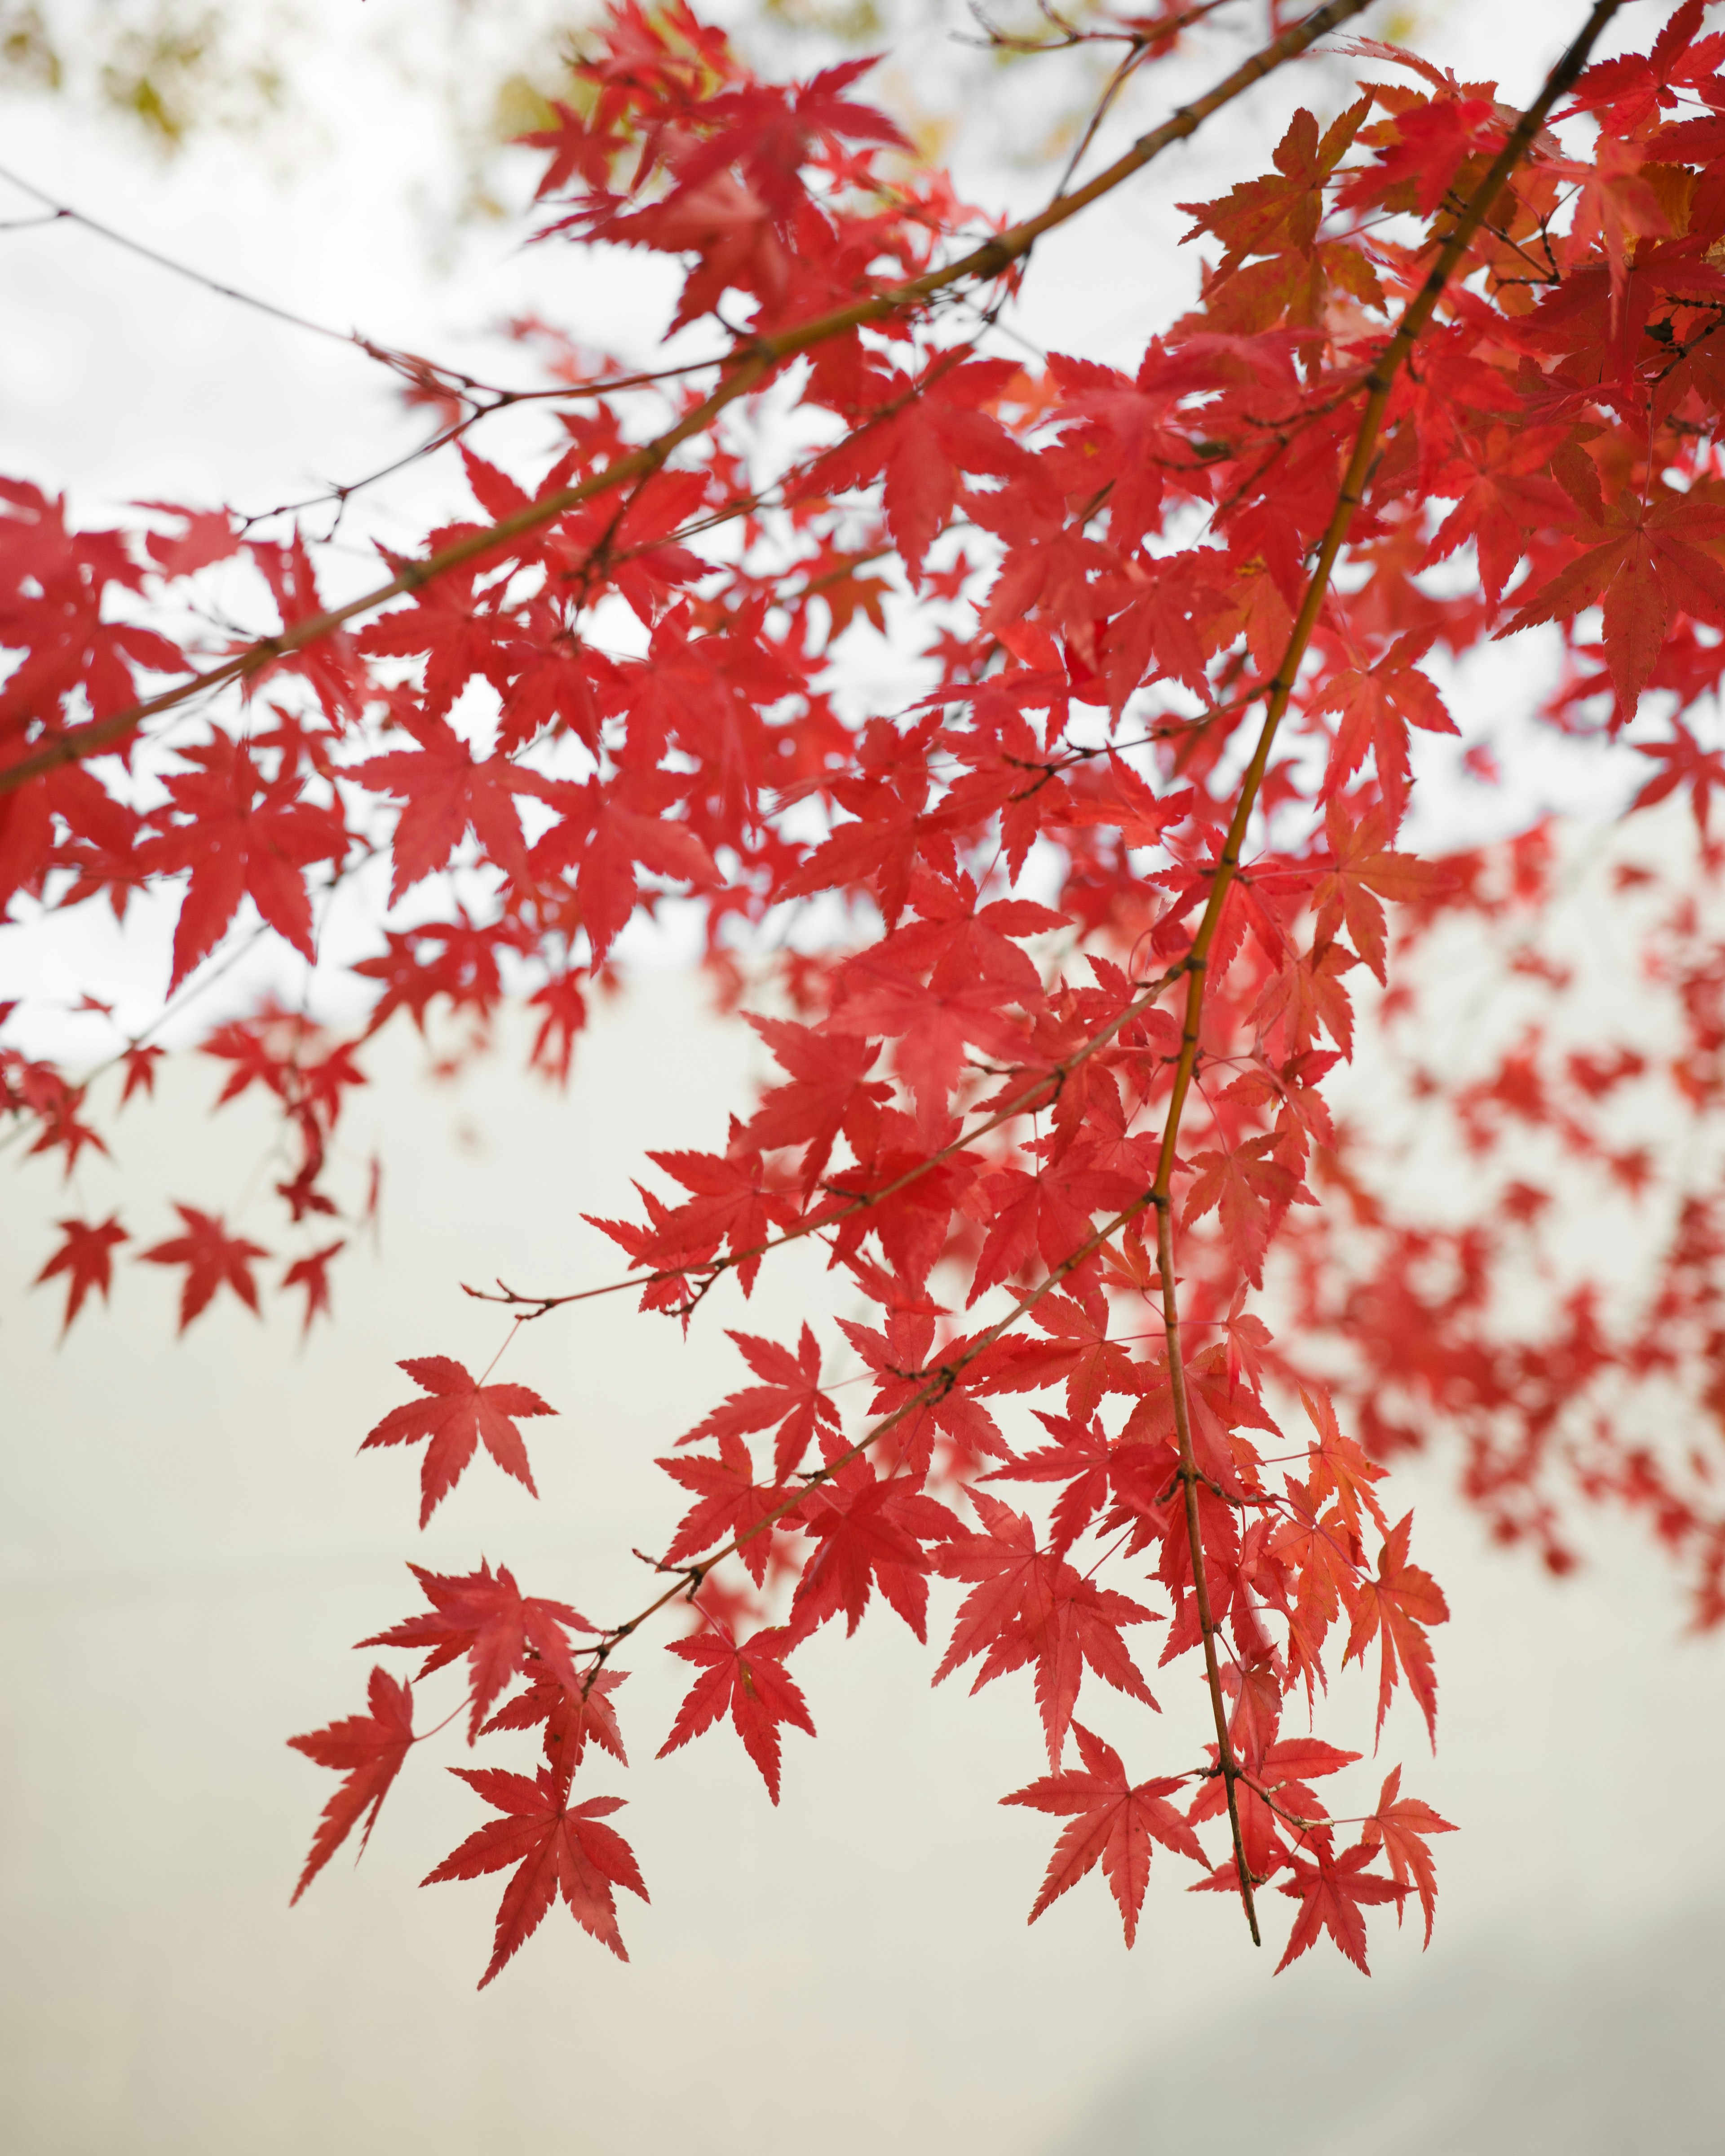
[4,2,1724,2151]
[4,983,1723,2155]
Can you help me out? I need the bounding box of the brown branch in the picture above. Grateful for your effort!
[968,0,1231,57]
[0,0,1374,799]
[539,339,985,594]
[0,159,402,360]
[1154,1197,1263,1939]
[1136,0,1628,1946]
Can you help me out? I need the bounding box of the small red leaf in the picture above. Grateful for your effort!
[361,1356,556,1524]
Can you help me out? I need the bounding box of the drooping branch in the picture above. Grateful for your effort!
[1141,0,1627,1939]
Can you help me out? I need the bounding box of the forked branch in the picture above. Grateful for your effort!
[0,0,1373,796]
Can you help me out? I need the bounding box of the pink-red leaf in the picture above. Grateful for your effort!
[1002,1722,1205,1945]
[361,1356,556,1525]
[424,1767,647,1982]
[288,1666,415,1902]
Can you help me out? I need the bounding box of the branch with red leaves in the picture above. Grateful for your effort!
[0,0,1370,795]
[19,0,1725,1991]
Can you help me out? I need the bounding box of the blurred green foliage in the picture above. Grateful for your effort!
[0,1,292,147]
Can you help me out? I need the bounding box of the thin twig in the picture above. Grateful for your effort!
[464,961,1184,1316]
[581,1176,1170,1674]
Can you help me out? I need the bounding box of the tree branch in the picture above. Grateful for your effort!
[0,0,1373,797]
[1138,0,1627,1942]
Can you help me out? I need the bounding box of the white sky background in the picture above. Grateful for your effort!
[4,3,1725,2151]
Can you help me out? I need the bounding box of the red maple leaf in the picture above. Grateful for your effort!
[657,1622,815,1802]
[675,1323,840,1480]
[1421,420,1575,610]
[118,1043,165,1106]
[1310,801,1449,985]
[1632,714,1725,835]
[1344,1511,1450,1745]
[1298,1384,1389,1538]
[1314,632,1458,833]
[360,1560,594,1738]
[658,1431,791,1586]
[139,499,244,578]
[790,1461,961,1640]
[282,1239,344,1335]
[288,1666,416,1902]
[34,1212,128,1333]
[482,1667,628,1798]
[1562,0,1710,136]
[1181,101,1367,264]
[1265,1481,1363,1700]
[771,761,963,930]
[702,57,909,212]
[798,356,1030,578]
[836,1305,1009,1475]
[246,532,365,722]
[354,705,542,900]
[520,99,631,198]
[743,1014,889,1192]
[1001,1722,1206,1945]
[1016,1290,1143,1423]
[576,796,719,966]
[828,954,1032,1139]
[1183,1135,1299,1288]
[935,1489,1160,1762]
[350,914,522,1038]
[140,1203,270,1332]
[1188,1734,1359,1886]
[1341,93,1506,220]
[424,1767,648,1981]
[1275,1840,1404,1974]
[987,1410,1121,1555]
[527,768,722,965]
[1360,1764,1456,1947]
[822,1135,976,1290]
[139,732,348,989]
[358,568,515,722]
[361,1355,556,1524]
[0,477,186,734]
[0,1054,107,1177]
[1504,490,1725,716]
[591,1133,798,1298]
[198,1010,305,1107]
[1249,941,1359,1064]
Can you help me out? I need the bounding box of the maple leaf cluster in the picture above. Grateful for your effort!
[7,0,1724,1979]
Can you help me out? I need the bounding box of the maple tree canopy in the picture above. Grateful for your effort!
[8,0,1725,1981]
